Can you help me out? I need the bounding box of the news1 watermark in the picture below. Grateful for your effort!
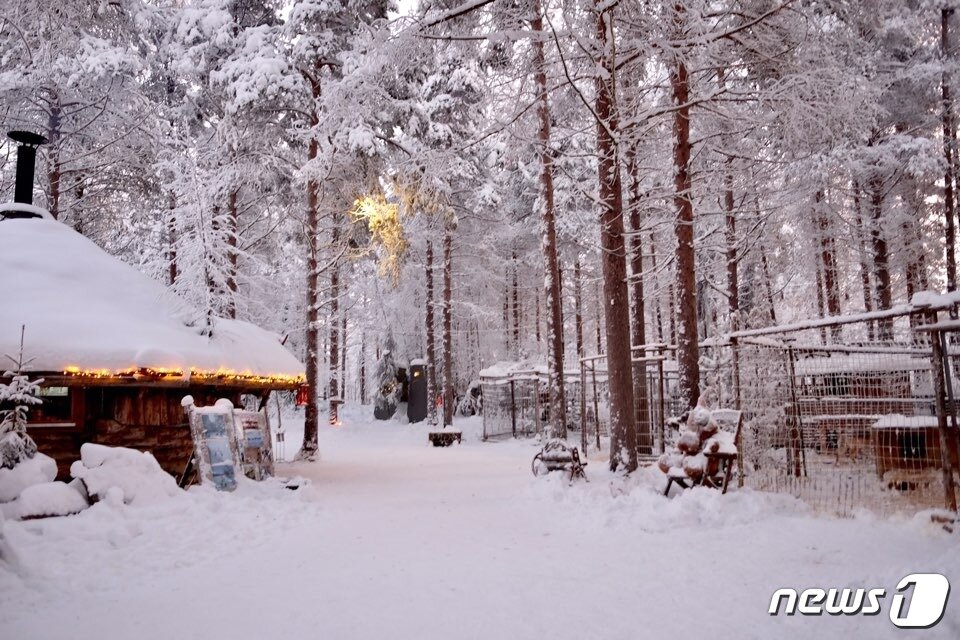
[769,573,951,629]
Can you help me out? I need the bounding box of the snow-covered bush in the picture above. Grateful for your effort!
[70,443,180,506]
[0,353,42,470]
[456,379,482,416]
[16,481,88,519]
[0,452,56,503]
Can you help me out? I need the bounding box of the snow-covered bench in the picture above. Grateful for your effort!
[531,439,587,482]
[428,429,462,447]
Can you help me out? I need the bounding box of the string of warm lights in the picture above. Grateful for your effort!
[60,365,304,386]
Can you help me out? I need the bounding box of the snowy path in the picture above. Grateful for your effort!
[2,410,958,640]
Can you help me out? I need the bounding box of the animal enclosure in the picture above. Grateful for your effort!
[484,301,960,517]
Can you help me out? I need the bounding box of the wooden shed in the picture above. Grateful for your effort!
[872,415,960,486]
[0,212,304,479]
[792,352,933,461]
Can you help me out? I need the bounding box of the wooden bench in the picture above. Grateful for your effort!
[532,439,588,482]
[663,409,742,496]
[428,430,462,447]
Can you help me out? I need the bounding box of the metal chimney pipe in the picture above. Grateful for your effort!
[8,130,47,206]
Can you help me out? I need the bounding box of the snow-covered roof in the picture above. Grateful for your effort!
[0,218,304,385]
[479,360,548,380]
[872,414,940,430]
[793,353,930,376]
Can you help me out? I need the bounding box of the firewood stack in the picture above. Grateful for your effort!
[657,401,733,481]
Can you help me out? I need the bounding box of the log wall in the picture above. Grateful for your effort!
[28,385,249,480]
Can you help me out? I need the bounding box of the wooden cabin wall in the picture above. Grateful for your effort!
[29,385,250,480]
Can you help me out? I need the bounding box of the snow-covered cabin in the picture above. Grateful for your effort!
[0,213,304,478]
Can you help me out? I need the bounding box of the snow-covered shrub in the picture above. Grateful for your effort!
[16,481,88,519]
[0,358,42,470]
[70,443,180,506]
[456,379,482,416]
[0,452,56,503]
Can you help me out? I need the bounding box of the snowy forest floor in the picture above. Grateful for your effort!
[2,404,958,639]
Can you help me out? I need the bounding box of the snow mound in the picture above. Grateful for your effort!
[16,481,88,519]
[70,443,180,506]
[0,452,57,503]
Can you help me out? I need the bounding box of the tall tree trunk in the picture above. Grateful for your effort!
[759,244,777,324]
[815,191,841,324]
[852,181,876,340]
[814,253,828,344]
[298,70,322,460]
[167,199,178,286]
[340,311,347,402]
[668,281,677,344]
[594,2,636,472]
[869,176,893,339]
[46,101,62,220]
[426,241,438,426]
[669,4,700,409]
[442,222,455,427]
[503,268,511,354]
[627,146,650,455]
[595,282,603,355]
[327,259,341,425]
[813,189,840,342]
[724,166,739,320]
[944,8,958,293]
[359,331,366,404]
[575,258,584,358]
[512,250,520,358]
[718,69,739,326]
[649,232,665,342]
[225,189,239,319]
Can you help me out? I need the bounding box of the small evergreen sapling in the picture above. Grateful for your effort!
[373,334,400,420]
[0,327,42,469]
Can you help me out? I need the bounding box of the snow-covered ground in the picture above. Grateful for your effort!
[1,404,957,639]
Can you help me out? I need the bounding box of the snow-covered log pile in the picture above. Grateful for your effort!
[657,403,738,482]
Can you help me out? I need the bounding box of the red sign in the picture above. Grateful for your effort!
[296,384,310,406]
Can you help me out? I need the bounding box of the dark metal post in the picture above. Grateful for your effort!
[929,317,959,512]
[8,130,47,206]
[731,335,744,487]
[580,359,588,454]
[657,347,666,451]
[509,379,517,439]
[785,344,807,478]
[591,361,601,450]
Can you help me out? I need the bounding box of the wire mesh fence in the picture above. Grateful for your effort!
[709,308,957,516]
[477,305,958,516]
[576,306,959,516]
[479,364,607,446]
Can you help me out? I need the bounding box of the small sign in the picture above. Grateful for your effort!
[186,406,241,492]
[234,409,274,480]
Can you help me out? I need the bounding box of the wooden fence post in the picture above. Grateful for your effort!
[929,318,958,512]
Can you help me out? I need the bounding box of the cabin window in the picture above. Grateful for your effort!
[29,386,75,426]
[898,431,927,461]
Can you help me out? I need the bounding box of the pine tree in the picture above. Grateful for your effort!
[0,327,41,469]
[373,334,400,420]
